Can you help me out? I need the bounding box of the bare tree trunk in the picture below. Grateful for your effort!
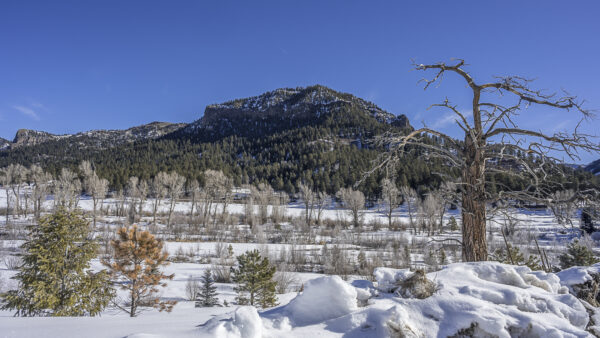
[461,137,488,261]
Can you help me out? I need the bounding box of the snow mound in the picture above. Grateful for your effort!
[373,267,413,292]
[283,275,358,325]
[557,263,600,290]
[201,306,263,338]
[386,262,590,337]
[200,263,592,337]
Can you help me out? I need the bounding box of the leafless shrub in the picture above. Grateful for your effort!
[185,275,201,301]
[3,255,22,270]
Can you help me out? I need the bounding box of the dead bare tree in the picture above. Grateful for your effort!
[372,59,600,261]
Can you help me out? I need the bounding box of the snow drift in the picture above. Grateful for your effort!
[199,262,593,337]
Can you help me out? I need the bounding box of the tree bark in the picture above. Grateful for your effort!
[461,133,488,261]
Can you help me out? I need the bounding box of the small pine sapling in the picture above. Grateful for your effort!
[195,269,219,307]
[231,250,278,308]
[102,225,176,317]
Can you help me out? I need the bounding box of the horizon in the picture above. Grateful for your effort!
[2,1,600,162]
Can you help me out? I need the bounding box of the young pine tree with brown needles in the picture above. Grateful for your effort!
[102,225,175,317]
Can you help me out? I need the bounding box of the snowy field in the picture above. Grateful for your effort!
[0,187,597,337]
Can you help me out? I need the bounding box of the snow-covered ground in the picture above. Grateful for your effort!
[2,262,594,337]
[0,187,597,337]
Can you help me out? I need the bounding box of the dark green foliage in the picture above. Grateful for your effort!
[448,216,459,232]
[559,240,600,269]
[581,207,597,234]
[231,250,277,308]
[492,244,543,271]
[195,270,219,307]
[0,208,114,316]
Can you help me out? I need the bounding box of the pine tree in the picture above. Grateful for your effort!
[559,240,600,269]
[492,244,542,271]
[448,216,459,232]
[195,269,219,307]
[231,250,278,308]
[102,225,176,317]
[0,207,113,316]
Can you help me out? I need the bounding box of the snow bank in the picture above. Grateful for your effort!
[199,262,591,337]
[202,306,263,338]
[557,263,600,290]
[373,267,413,292]
[283,275,358,325]
[385,262,589,337]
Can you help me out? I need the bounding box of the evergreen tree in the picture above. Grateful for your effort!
[559,240,600,269]
[492,244,543,271]
[102,225,176,317]
[581,207,596,234]
[0,207,113,316]
[195,269,219,307]
[448,216,459,232]
[231,250,277,308]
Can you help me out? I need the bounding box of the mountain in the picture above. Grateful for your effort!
[7,121,186,150]
[585,159,600,175]
[0,85,418,195]
[0,137,9,150]
[177,85,410,141]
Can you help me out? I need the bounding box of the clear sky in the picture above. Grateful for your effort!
[1,1,599,162]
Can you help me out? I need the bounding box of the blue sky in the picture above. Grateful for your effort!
[1,1,599,162]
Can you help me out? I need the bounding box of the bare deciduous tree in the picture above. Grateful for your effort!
[400,186,418,232]
[373,59,600,261]
[382,178,400,229]
[30,165,52,219]
[164,171,185,228]
[336,187,365,228]
[299,182,315,226]
[80,161,109,227]
[151,172,168,225]
[54,168,81,210]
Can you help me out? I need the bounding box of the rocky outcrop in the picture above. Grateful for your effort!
[12,129,63,147]
[0,137,10,150]
[183,85,412,140]
[6,121,185,150]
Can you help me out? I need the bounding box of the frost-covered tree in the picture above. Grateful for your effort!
[164,172,185,227]
[231,250,277,308]
[195,269,219,307]
[336,187,365,228]
[54,168,81,210]
[382,178,400,229]
[0,208,113,316]
[79,161,108,227]
[30,165,52,219]
[151,172,168,225]
[102,225,175,317]
[299,182,315,226]
[400,186,418,232]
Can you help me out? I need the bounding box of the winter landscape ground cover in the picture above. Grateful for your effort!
[1,188,599,337]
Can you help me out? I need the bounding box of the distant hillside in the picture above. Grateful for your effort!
[0,137,9,150]
[585,159,600,175]
[8,121,186,150]
[175,85,410,142]
[0,85,423,195]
